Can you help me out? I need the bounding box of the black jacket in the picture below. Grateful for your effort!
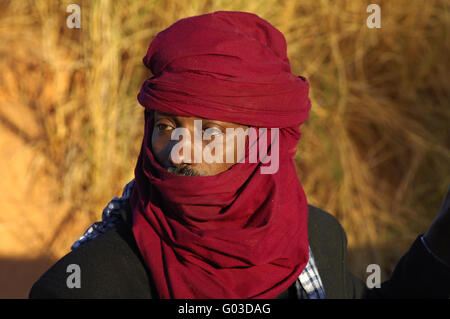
[29,204,450,298]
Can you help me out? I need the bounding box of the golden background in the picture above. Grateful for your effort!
[0,0,449,298]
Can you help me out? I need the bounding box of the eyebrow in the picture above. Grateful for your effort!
[155,111,247,127]
[155,111,174,118]
[156,111,172,116]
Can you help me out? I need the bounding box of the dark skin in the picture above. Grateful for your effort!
[151,110,248,176]
[151,110,450,267]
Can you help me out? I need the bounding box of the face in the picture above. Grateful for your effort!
[151,111,249,176]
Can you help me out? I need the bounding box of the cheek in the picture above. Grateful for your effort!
[151,130,160,152]
[222,133,246,163]
[151,131,169,161]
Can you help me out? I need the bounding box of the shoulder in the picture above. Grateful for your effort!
[29,220,153,299]
[307,204,354,298]
[307,204,348,261]
[307,204,346,242]
[307,204,347,265]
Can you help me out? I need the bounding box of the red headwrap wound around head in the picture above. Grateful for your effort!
[131,11,312,298]
[137,10,311,128]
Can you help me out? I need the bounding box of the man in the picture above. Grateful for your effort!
[29,11,450,299]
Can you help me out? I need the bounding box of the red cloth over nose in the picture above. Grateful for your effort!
[131,11,312,298]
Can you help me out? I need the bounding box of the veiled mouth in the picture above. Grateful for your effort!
[167,165,202,176]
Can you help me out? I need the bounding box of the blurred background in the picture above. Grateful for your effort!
[0,0,449,298]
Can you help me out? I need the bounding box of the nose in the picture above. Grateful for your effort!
[169,133,190,165]
[168,127,202,165]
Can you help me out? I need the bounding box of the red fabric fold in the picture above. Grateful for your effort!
[137,11,311,128]
[130,11,312,298]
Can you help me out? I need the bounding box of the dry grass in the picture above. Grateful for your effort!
[0,0,449,282]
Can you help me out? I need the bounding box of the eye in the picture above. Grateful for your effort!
[203,127,223,136]
[156,123,172,132]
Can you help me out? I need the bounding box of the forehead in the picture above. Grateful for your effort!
[154,110,247,127]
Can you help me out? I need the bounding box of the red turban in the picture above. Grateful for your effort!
[131,11,312,298]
